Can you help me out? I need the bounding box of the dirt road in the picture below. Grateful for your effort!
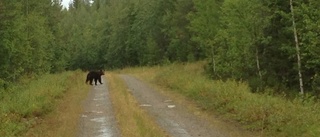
[77,75,255,137]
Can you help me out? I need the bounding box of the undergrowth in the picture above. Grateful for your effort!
[120,62,320,137]
[0,71,77,137]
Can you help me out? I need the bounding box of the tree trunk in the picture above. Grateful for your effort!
[256,47,262,80]
[290,0,304,94]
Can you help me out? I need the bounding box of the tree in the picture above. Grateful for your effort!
[163,0,199,62]
[203,0,270,86]
[188,0,222,74]
[290,0,304,94]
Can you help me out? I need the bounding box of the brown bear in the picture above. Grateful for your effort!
[86,70,104,85]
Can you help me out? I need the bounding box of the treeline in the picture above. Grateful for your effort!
[1,0,320,95]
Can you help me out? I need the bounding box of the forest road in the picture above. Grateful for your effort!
[120,74,253,137]
[77,75,255,137]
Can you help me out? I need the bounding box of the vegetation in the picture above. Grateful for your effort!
[120,62,320,136]
[0,71,86,136]
[1,0,320,136]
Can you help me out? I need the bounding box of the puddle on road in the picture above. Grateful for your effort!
[139,104,152,107]
[162,119,191,137]
[93,98,102,101]
[164,100,172,103]
[90,117,106,123]
[90,117,113,137]
[97,127,112,137]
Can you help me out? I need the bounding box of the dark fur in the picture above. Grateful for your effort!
[86,70,104,85]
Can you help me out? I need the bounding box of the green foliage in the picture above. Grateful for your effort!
[187,0,320,93]
[163,0,202,62]
[188,0,221,62]
[0,0,63,82]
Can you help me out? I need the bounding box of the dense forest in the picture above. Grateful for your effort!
[1,0,320,95]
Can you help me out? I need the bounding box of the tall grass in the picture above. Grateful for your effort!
[0,71,79,136]
[120,62,320,137]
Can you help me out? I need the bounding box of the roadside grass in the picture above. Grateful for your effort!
[106,73,168,137]
[25,70,89,137]
[0,70,88,137]
[119,62,320,137]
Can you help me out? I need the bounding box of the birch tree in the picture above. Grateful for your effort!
[188,0,221,75]
[290,0,304,94]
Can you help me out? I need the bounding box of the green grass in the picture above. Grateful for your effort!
[120,62,320,137]
[25,71,89,137]
[0,71,79,137]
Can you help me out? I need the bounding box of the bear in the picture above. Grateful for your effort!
[86,70,104,85]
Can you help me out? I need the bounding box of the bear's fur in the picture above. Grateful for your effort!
[86,70,104,85]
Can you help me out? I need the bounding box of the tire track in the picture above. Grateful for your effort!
[77,77,120,137]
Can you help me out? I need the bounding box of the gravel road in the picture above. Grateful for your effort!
[77,75,256,137]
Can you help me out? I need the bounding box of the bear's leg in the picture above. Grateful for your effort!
[94,78,98,85]
[98,77,103,84]
[86,73,91,84]
[86,77,89,84]
[89,77,93,85]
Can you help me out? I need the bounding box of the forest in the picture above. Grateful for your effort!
[1,0,320,96]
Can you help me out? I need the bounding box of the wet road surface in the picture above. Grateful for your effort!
[77,78,120,137]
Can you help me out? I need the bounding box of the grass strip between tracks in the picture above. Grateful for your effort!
[106,73,168,137]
